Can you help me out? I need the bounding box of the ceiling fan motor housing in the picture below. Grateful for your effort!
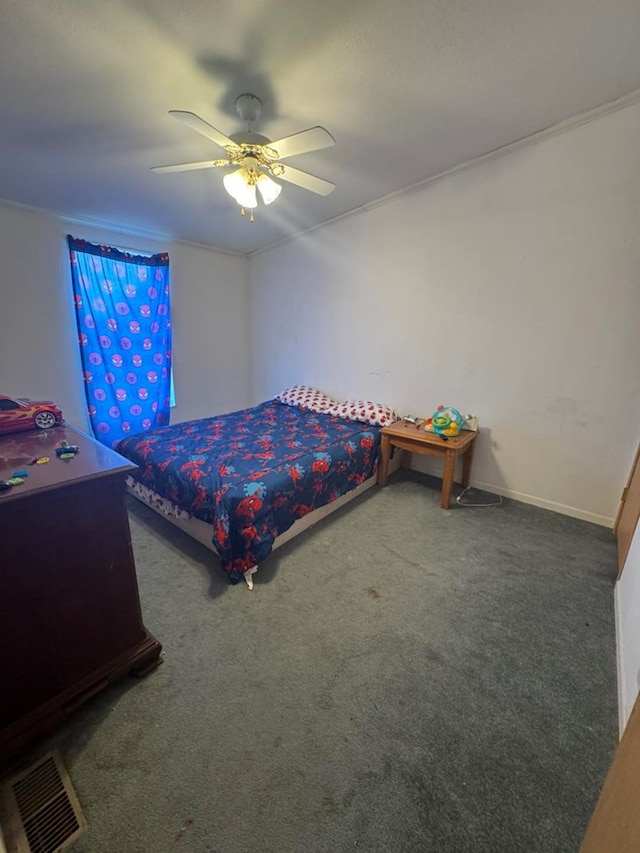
[229,131,272,147]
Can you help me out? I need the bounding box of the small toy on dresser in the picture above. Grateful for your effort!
[56,440,80,460]
[0,395,63,435]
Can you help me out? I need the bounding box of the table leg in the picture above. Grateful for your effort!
[377,434,391,487]
[462,440,476,488]
[441,449,457,509]
[400,449,411,470]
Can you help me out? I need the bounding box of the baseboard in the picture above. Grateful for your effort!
[468,478,614,528]
[406,457,613,527]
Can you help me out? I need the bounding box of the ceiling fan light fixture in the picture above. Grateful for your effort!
[256,173,282,205]
[156,97,336,221]
[223,168,257,208]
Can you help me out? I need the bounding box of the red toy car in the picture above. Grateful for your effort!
[0,395,64,434]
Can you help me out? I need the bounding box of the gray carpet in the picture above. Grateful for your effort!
[21,471,618,852]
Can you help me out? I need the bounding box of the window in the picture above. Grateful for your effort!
[67,236,172,447]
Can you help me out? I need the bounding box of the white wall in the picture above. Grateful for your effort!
[249,101,640,525]
[168,240,252,423]
[0,203,251,430]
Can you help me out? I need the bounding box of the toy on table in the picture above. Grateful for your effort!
[424,405,463,437]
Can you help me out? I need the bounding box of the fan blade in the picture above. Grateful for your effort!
[270,126,335,160]
[151,159,228,174]
[277,164,336,196]
[168,110,236,149]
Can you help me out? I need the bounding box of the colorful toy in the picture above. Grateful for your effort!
[424,405,463,437]
[56,440,80,459]
[0,395,63,435]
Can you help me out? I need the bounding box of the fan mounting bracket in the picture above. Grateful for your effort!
[235,94,262,126]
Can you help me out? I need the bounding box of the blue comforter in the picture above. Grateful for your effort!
[116,400,380,583]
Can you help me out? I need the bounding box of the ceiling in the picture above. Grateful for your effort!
[2,0,640,255]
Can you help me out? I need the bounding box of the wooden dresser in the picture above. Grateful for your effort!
[0,423,162,758]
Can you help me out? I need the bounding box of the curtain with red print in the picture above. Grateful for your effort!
[67,236,172,447]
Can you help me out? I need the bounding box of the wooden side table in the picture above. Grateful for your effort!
[377,420,478,509]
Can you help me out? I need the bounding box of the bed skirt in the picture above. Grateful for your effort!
[126,473,378,587]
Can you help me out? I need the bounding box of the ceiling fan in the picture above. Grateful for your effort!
[152,94,336,219]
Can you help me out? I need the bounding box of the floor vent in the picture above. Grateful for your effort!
[0,751,86,853]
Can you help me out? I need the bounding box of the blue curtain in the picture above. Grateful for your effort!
[68,236,172,447]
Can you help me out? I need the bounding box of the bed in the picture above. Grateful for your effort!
[115,391,397,588]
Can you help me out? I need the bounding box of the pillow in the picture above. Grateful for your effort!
[324,400,399,427]
[275,385,338,413]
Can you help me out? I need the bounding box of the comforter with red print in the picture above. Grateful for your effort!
[116,400,380,583]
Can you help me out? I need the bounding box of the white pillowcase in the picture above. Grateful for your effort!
[275,385,338,413]
[324,400,399,427]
